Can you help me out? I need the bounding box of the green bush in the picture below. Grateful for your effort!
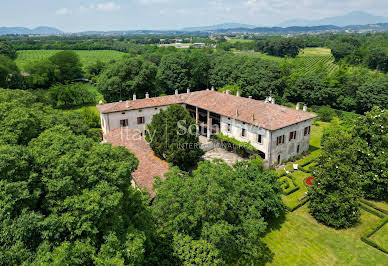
[316,106,336,122]
[79,107,101,128]
[215,133,258,153]
[48,83,98,108]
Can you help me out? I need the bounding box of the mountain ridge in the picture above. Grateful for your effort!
[0,26,63,35]
[277,11,388,27]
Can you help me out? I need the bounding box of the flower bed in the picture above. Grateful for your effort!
[305,176,315,186]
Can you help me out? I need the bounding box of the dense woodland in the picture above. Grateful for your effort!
[0,33,387,264]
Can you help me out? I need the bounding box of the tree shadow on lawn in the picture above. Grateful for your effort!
[264,210,287,234]
[308,144,320,153]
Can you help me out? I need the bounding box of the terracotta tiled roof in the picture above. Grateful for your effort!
[97,94,189,114]
[97,90,316,131]
[104,128,168,198]
[185,91,316,130]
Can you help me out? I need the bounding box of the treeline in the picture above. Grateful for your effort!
[6,35,212,52]
[330,35,388,72]
[97,49,387,114]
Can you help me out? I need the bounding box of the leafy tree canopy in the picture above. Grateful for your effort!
[49,50,83,82]
[309,126,364,228]
[153,156,284,264]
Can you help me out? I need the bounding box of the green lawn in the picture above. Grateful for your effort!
[228,38,255,43]
[264,205,388,265]
[233,50,284,62]
[299,47,332,56]
[16,50,127,71]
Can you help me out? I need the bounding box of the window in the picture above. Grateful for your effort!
[137,117,145,124]
[227,123,231,132]
[276,135,285,145]
[241,128,246,137]
[304,126,311,136]
[257,134,262,144]
[120,119,128,127]
[277,155,281,164]
[289,131,297,141]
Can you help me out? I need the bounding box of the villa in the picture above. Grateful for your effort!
[97,89,316,166]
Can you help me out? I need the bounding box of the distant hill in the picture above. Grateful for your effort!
[278,11,388,27]
[0,26,63,35]
[183,23,257,32]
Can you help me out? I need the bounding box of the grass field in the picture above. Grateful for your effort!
[15,50,127,71]
[263,205,388,265]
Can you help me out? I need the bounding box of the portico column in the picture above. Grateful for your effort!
[207,111,211,140]
[195,107,199,135]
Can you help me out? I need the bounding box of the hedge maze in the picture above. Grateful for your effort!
[278,156,388,255]
[359,200,388,254]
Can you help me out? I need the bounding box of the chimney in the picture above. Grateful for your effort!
[251,113,255,121]
[99,100,103,105]
[126,100,130,108]
[206,88,209,91]
[303,104,307,112]
[226,90,230,95]
[248,96,252,99]
[175,89,178,95]
[296,102,300,110]
[236,91,240,97]
[211,86,215,91]
[235,108,239,116]
[145,92,149,99]
[133,94,136,101]
[271,98,275,104]
[187,88,190,93]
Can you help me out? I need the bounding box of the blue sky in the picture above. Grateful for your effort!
[1,0,387,32]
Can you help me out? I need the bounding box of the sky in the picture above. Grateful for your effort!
[1,0,388,32]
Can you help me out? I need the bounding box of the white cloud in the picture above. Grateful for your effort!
[96,2,121,11]
[138,0,171,5]
[56,8,70,15]
[79,2,120,12]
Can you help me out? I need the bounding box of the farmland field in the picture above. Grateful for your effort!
[15,50,127,71]
[234,47,338,73]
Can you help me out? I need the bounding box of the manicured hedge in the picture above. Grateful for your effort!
[286,197,309,212]
[361,216,388,255]
[360,199,388,215]
[214,133,258,152]
[359,203,385,219]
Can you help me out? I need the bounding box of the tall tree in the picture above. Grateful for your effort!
[353,106,388,200]
[49,50,83,82]
[145,104,203,170]
[309,127,363,228]
[157,52,190,94]
[0,39,17,59]
[97,57,159,102]
[0,55,20,89]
